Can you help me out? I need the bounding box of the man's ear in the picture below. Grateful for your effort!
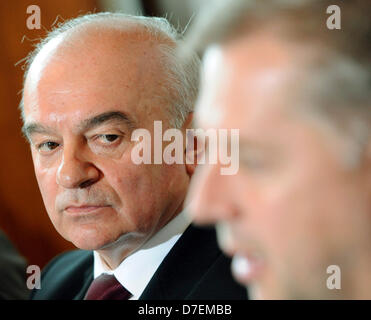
[367,139,371,159]
[360,138,371,194]
[183,113,205,177]
[365,138,371,175]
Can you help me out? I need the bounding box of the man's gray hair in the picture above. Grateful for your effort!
[185,0,370,166]
[20,12,201,128]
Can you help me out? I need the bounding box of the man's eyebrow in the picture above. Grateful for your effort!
[80,111,136,131]
[22,111,136,142]
[22,123,55,142]
[239,138,280,155]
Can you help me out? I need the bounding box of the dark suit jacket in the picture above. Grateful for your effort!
[31,225,247,300]
[0,230,29,300]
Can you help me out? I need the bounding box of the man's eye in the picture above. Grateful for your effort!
[37,141,60,152]
[240,154,266,170]
[97,134,120,144]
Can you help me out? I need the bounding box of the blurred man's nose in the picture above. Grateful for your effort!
[189,163,237,224]
[56,143,100,189]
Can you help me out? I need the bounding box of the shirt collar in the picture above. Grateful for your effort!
[93,208,191,299]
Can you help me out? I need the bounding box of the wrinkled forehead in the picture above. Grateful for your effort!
[25,22,171,83]
[23,26,170,124]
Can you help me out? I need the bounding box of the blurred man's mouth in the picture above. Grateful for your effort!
[231,253,265,285]
[215,223,266,285]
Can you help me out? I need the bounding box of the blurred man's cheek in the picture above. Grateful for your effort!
[215,223,235,255]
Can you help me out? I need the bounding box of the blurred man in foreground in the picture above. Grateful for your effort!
[186,0,371,299]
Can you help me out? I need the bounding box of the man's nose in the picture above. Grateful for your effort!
[56,145,100,189]
[189,163,236,224]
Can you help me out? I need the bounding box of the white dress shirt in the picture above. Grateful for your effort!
[93,209,191,300]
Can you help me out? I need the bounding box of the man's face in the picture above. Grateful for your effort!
[23,31,190,252]
[189,33,371,299]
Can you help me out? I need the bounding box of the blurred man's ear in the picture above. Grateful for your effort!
[362,138,371,193]
[366,137,371,170]
[182,113,204,177]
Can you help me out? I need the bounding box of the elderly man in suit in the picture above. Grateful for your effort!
[20,12,246,300]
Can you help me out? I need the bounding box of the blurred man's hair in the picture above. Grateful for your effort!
[185,0,370,167]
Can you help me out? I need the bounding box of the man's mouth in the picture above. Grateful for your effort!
[231,253,265,284]
[64,205,111,214]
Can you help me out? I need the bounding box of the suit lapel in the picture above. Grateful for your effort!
[139,224,222,300]
[74,264,94,300]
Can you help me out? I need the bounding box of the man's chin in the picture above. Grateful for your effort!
[69,229,142,253]
[70,237,112,251]
[244,282,276,300]
[63,228,118,251]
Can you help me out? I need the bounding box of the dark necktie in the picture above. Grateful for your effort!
[84,273,132,300]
